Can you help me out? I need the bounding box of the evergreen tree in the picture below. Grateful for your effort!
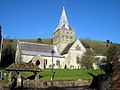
[1,43,15,67]
[37,38,42,43]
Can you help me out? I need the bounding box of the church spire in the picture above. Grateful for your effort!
[59,6,69,26]
[53,6,76,53]
[54,6,73,32]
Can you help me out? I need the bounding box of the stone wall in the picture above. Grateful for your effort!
[53,29,76,53]
[23,79,92,88]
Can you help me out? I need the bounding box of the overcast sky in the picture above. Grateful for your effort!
[0,0,120,43]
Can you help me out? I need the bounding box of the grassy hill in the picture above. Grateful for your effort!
[1,38,111,67]
[80,39,109,55]
[2,38,53,51]
[19,38,53,44]
[2,38,109,55]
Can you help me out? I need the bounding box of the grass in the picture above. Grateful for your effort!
[22,69,105,81]
[80,39,108,55]
[0,68,105,82]
[0,68,8,83]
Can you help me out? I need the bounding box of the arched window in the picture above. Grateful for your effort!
[45,59,47,65]
[76,56,80,64]
[76,45,81,51]
[56,60,60,66]
[36,60,40,66]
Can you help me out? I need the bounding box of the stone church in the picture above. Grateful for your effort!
[15,6,87,69]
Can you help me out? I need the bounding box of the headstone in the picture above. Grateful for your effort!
[0,71,2,80]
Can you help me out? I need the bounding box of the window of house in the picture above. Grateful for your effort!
[56,59,60,66]
[76,56,80,64]
[36,60,40,66]
[70,36,72,39]
[66,32,69,34]
[76,45,81,51]
[45,59,47,65]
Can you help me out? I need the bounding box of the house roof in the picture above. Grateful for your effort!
[61,41,75,55]
[18,41,64,58]
[6,62,41,72]
[20,42,53,53]
[61,39,87,55]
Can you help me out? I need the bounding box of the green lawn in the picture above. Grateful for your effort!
[22,69,104,81]
[0,68,105,82]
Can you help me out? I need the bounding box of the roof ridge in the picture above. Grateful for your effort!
[19,41,54,46]
[61,40,76,55]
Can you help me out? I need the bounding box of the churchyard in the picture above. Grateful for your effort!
[0,68,104,82]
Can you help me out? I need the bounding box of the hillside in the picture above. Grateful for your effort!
[1,38,110,67]
[2,38,109,55]
[80,39,109,55]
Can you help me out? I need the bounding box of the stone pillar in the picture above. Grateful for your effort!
[8,71,11,82]
[17,72,22,87]
[35,72,39,80]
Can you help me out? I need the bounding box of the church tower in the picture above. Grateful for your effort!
[53,6,76,53]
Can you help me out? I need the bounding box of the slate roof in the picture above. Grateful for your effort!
[18,42,64,58]
[6,62,41,72]
[20,42,53,53]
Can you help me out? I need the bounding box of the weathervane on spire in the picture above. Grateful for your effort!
[63,0,65,7]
